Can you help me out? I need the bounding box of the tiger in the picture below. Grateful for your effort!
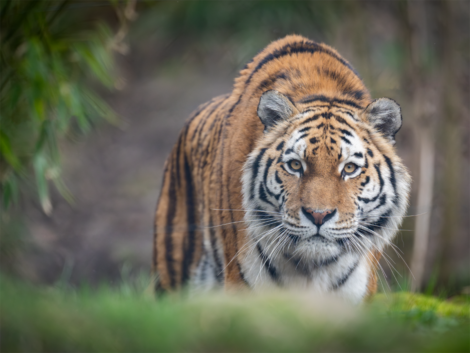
[153,35,411,302]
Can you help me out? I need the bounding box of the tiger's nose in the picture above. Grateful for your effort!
[303,208,336,226]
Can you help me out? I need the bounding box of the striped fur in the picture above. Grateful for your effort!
[153,35,411,302]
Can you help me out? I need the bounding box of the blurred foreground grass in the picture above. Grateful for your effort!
[0,275,469,353]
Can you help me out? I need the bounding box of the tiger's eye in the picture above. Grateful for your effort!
[289,160,302,171]
[343,163,357,174]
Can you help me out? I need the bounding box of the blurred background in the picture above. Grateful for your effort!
[1,0,468,295]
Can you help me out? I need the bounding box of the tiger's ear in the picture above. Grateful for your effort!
[257,90,299,131]
[363,98,402,145]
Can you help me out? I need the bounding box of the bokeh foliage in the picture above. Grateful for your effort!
[134,0,348,69]
[0,0,467,295]
[0,0,118,213]
[1,273,469,352]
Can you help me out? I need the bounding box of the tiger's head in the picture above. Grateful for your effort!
[242,90,411,266]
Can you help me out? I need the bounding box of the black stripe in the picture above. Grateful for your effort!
[371,194,387,211]
[337,110,356,120]
[188,99,217,141]
[353,152,363,158]
[295,133,309,142]
[242,56,254,71]
[253,210,281,226]
[221,93,244,132]
[298,126,312,133]
[194,98,226,145]
[250,148,267,199]
[383,155,398,204]
[225,150,247,289]
[154,161,172,270]
[187,99,214,126]
[216,115,227,248]
[275,171,283,184]
[298,94,331,105]
[181,153,196,284]
[300,114,322,126]
[332,261,359,290]
[204,95,230,137]
[343,90,366,100]
[340,136,352,145]
[209,214,224,283]
[191,107,210,142]
[174,134,183,185]
[331,98,363,110]
[276,141,285,151]
[360,176,370,187]
[257,243,280,284]
[309,137,318,144]
[246,40,361,89]
[198,98,227,147]
[298,95,364,110]
[259,183,276,208]
[214,111,226,148]
[237,261,250,287]
[280,164,289,174]
[317,254,340,268]
[330,137,337,144]
[334,116,354,129]
[367,148,374,157]
[366,209,391,233]
[263,157,275,197]
[284,147,294,155]
[339,129,353,137]
[256,71,289,92]
[321,68,358,93]
[164,155,178,288]
[358,164,384,203]
[302,107,327,114]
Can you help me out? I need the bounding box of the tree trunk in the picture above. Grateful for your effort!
[404,0,436,292]
[437,0,462,287]
[411,128,435,291]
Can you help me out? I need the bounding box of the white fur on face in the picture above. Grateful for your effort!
[239,110,410,302]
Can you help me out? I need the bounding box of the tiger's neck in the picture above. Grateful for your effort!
[239,235,374,303]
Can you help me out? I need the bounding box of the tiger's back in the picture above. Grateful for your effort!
[153,35,410,301]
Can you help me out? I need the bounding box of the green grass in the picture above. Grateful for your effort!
[0,275,469,353]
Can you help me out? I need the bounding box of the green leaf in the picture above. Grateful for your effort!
[33,153,51,215]
[2,173,19,208]
[1,0,119,213]
[0,131,21,171]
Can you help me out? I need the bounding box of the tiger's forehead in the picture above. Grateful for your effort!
[292,104,362,127]
[281,106,368,163]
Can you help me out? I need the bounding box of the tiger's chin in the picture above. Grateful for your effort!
[284,234,344,265]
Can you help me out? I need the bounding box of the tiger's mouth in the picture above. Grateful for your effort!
[250,209,355,238]
[249,209,384,261]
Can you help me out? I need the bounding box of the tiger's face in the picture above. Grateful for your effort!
[242,90,411,265]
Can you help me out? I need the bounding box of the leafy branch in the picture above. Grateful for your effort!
[0,0,135,213]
